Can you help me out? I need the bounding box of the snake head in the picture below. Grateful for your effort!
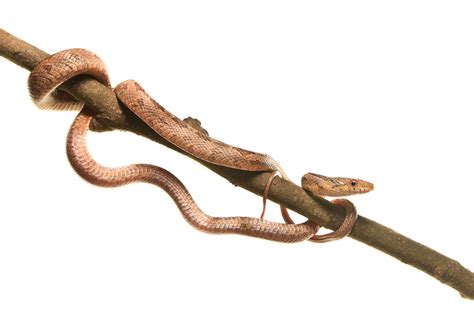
[301,173,374,197]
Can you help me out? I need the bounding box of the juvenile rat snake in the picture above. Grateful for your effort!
[28,48,373,243]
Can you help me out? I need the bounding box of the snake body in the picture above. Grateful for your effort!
[115,80,289,179]
[66,109,317,242]
[28,48,318,243]
[28,48,373,243]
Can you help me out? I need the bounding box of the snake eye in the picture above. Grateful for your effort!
[350,180,357,187]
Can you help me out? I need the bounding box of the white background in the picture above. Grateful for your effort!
[1,1,473,314]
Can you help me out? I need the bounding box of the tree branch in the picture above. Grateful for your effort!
[1,27,473,299]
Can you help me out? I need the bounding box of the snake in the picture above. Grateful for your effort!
[27,48,373,243]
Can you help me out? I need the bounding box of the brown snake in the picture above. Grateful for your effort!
[28,48,373,243]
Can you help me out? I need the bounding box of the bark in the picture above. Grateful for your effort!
[1,28,473,299]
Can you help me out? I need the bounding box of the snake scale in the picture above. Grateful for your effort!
[28,48,373,243]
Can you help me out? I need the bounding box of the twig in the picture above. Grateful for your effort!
[1,27,473,299]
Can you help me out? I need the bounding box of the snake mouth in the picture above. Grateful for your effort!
[355,182,374,193]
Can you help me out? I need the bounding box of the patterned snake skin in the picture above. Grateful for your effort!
[28,48,320,243]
